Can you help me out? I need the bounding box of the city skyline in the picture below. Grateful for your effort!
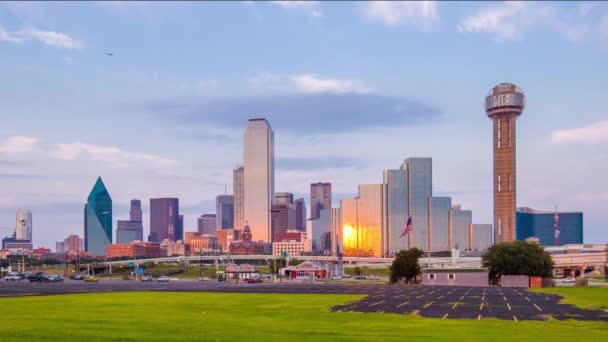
[0,2,606,248]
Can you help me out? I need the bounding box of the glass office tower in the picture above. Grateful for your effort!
[383,169,408,256]
[451,205,472,251]
[516,207,583,246]
[216,195,234,229]
[243,118,274,242]
[430,197,451,251]
[340,184,385,258]
[84,177,112,256]
[402,158,432,251]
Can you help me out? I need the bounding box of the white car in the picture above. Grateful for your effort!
[5,275,23,281]
[330,276,342,280]
[157,276,170,282]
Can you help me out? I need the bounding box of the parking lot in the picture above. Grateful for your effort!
[0,280,606,321]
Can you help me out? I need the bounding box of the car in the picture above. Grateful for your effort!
[354,276,368,280]
[330,275,342,280]
[367,276,380,281]
[48,275,64,283]
[29,274,50,283]
[71,274,86,280]
[84,276,99,282]
[5,274,23,281]
[141,276,153,282]
[341,274,352,279]
[198,277,211,282]
[246,278,263,284]
[157,276,170,282]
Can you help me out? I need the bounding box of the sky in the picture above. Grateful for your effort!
[0,1,606,248]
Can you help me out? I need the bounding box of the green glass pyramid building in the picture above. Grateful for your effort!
[84,177,112,256]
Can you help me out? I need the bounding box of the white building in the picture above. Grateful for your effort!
[243,118,274,242]
[15,209,32,241]
[272,239,312,257]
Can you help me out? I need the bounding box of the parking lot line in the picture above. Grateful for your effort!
[507,303,512,311]
[423,302,434,308]
[452,303,458,309]
[525,296,531,302]
[396,301,410,308]
[370,301,385,307]
[477,314,481,320]
[442,313,448,319]
[513,316,518,322]
[480,303,484,310]
[533,304,542,312]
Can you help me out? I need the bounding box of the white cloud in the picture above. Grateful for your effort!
[458,2,591,42]
[0,23,82,50]
[52,142,177,168]
[0,136,38,153]
[550,121,608,144]
[249,73,371,94]
[289,74,370,94]
[270,1,322,18]
[18,28,82,50]
[0,24,21,43]
[362,1,438,30]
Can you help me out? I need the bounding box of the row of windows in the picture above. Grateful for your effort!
[428,274,456,280]
[497,118,513,149]
[497,175,513,192]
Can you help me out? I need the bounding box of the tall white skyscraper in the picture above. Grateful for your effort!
[244,118,274,242]
[15,209,32,241]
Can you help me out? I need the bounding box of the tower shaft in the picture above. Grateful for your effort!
[493,113,517,243]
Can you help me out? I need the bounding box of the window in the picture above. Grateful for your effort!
[428,274,436,280]
[497,119,501,148]
[508,119,512,147]
[448,274,456,280]
[498,175,501,192]
[509,174,512,192]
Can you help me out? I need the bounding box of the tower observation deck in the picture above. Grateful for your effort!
[485,83,525,243]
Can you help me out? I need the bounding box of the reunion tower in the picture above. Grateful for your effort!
[485,83,525,243]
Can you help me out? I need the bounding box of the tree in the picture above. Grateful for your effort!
[353,266,362,276]
[390,248,424,284]
[268,258,287,274]
[482,241,554,281]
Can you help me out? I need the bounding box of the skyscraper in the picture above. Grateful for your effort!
[451,205,472,251]
[310,182,331,220]
[340,184,385,258]
[271,200,295,242]
[149,198,179,242]
[84,177,112,256]
[233,166,244,230]
[429,197,451,251]
[485,83,525,243]
[295,198,306,232]
[15,209,32,241]
[130,199,142,221]
[402,158,432,251]
[275,192,294,205]
[116,199,144,244]
[216,195,234,229]
[198,214,217,235]
[243,118,274,242]
[383,169,408,256]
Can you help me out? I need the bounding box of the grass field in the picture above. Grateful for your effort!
[1,289,607,341]
[531,287,608,310]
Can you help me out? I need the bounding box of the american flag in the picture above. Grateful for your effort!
[401,216,413,237]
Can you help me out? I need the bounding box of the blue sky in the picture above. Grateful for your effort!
[0,1,606,248]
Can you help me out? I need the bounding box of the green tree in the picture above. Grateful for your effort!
[390,248,424,284]
[353,266,362,276]
[268,258,287,274]
[482,241,554,280]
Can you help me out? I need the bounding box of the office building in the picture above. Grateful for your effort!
[402,158,432,251]
[105,241,161,259]
[272,238,312,257]
[243,118,274,242]
[430,197,452,251]
[295,198,306,232]
[310,182,331,220]
[330,207,341,256]
[149,198,180,242]
[485,83,525,243]
[56,234,83,254]
[161,239,189,257]
[471,224,493,251]
[271,198,296,242]
[229,224,266,255]
[185,232,219,255]
[116,199,144,243]
[216,195,234,230]
[84,177,112,256]
[198,214,217,235]
[383,169,408,256]
[233,166,244,229]
[214,229,242,252]
[451,205,472,251]
[311,208,331,254]
[516,207,583,246]
[340,184,385,258]
[275,192,294,205]
[15,209,32,241]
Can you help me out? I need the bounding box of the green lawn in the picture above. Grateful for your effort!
[531,287,608,310]
[1,291,607,341]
